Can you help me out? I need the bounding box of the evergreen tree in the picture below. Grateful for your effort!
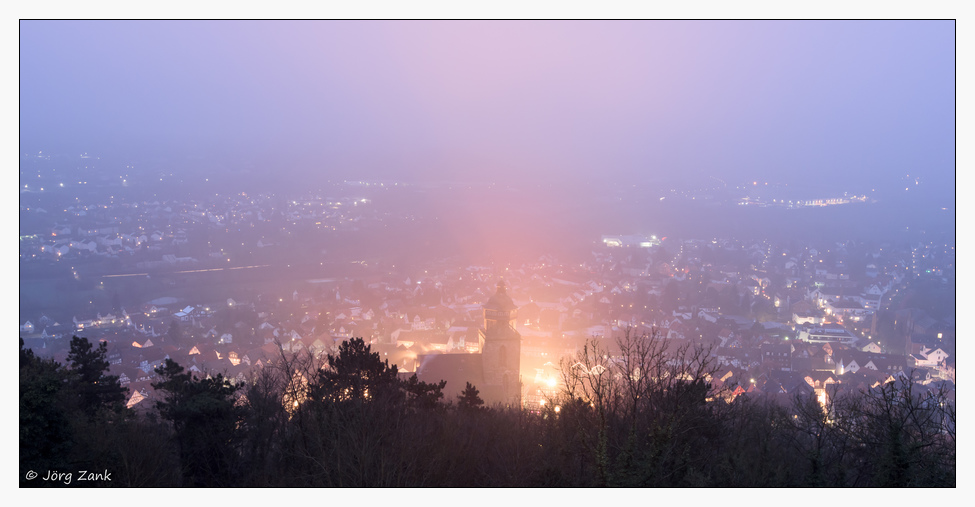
[20,338,72,482]
[310,337,399,403]
[66,336,126,417]
[457,382,484,411]
[404,373,447,412]
[153,359,240,486]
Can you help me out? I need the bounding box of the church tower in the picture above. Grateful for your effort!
[479,279,521,407]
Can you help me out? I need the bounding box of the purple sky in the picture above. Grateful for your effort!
[20,20,954,198]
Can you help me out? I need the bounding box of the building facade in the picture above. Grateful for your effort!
[478,280,522,407]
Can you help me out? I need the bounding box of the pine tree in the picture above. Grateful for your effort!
[153,359,240,486]
[20,338,73,481]
[457,382,484,411]
[66,335,125,417]
[311,337,399,403]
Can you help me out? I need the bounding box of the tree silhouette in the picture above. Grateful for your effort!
[20,338,72,482]
[310,337,399,403]
[457,382,484,411]
[67,335,125,417]
[18,330,955,487]
[152,359,240,486]
[404,373,447,412]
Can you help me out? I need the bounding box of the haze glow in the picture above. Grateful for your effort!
[20,20,954,197]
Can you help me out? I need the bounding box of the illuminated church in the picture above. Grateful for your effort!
[415,280,522,407]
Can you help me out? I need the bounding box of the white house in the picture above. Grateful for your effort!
[911,346,949,368]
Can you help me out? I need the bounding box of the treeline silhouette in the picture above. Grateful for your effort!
[20,333,954,487]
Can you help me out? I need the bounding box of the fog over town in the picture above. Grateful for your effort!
[18,20,956,488]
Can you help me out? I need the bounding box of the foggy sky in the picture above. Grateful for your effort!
[20,20,955,199]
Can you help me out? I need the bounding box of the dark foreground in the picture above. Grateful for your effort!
[20,335,954,487]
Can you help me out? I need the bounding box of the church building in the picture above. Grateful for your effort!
[415,280,522,408]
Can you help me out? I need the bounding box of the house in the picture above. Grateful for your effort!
[803,371,838,390]
[796,325,858,346]
[305,336,329,357]
[861,342,882,354]
[833,349,907,377]
[911,369,933,385]
[824,298,870,322]
[761,343,794,371]
[132,337,155,348]
[126,389,148,410]
[726,333,747,349]
[446,324,480,352]
[910,346,949,368]
[138,348,170,374]
[858,293,882,312]
[717,328,735,348]
[937,358,955,384]
[791,302,824,325]
[698,309,719,323]
[173,306,195,321]
[666,321,687,340]
[116,368,139,387]
[711,365,744,389]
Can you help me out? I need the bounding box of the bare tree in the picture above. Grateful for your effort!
[555,327,721,485]
[785,383,857,486]
[844,374,955,486]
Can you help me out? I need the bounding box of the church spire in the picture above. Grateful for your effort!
[484,279,516,312]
